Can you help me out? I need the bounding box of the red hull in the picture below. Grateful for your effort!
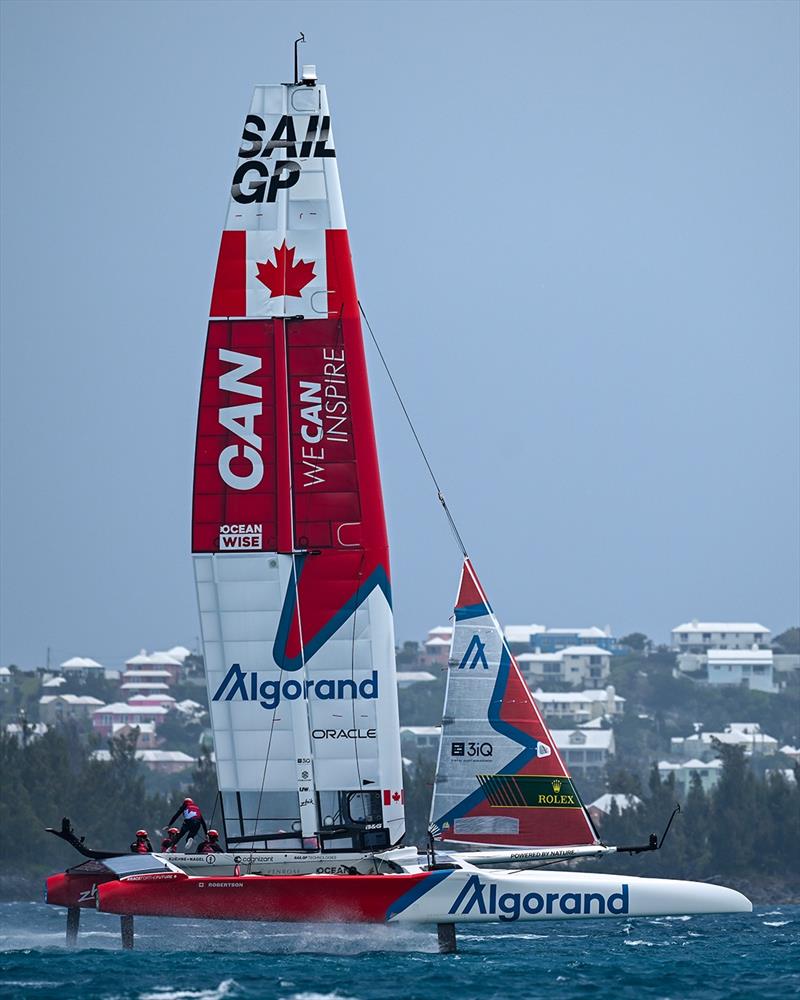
[98,872,431,923]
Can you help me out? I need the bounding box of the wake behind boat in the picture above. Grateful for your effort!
[44,52,750,952]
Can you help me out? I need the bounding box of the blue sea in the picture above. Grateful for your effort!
[0,902,797,1000]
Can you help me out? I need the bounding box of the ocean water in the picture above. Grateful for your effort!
[0,901,797,1000]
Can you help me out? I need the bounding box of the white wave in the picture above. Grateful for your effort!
[624,939,654,947]
[283,994,360,1000]
[763,920,789,927]
[761,909,783,915]
[0,983,62,990]
[139,980,238,1000]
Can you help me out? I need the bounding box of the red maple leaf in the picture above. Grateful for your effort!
[255,240,316,298]
[392,792,401,802]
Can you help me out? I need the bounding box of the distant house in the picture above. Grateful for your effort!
[91,748,194,773]
[671,621,770,653]
[5,721,47,743]
[551,728,615,777]
[505,625,614,654]
[706,649,777,693]
[517,645,612,688]
[92,702,168,737]
[111,721,159,749]
[531,686,624,722]
[670,723,779,761]
[422,628,452,667]
[58,656,105,681]
[396,670,437,688]
[400,725,441,752]
[124,650,183,685]
[658,759,723,796]
[0,666,11,686]
[588,793,642,826]
[39,693,105,725]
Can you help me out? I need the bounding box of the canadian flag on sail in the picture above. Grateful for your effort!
[210,230,328,318]
[384,790,404,806]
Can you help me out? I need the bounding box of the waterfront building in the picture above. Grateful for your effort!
[658,758,723,796]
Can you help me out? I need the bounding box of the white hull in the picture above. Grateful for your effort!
[388,868,752,923]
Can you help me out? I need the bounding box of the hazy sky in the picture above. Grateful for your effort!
[1,0,798,668]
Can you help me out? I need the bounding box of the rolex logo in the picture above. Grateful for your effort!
[551,779,562,793]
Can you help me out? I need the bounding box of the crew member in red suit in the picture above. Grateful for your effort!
[160,827,179,852]
[167,798,208,849]
[130,829,152,853]
[196,829,224,854]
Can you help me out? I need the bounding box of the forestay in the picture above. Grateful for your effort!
[192,81,403,852]
[430,559,598,848]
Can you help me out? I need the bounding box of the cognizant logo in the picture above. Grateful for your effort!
[447,875,629,921]
[212,663,379,710]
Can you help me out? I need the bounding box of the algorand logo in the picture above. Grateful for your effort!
[448,875,629,922]
[212,663,379,711]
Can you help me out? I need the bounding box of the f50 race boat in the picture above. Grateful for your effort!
[45,52,750,952]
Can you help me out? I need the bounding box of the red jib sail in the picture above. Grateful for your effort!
[192,82,403,851]
[430,559,598,848]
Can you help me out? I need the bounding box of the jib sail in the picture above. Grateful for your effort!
[430,559,598,848]
[192,80,403,852]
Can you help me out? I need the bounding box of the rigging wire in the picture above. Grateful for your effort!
[358,300,469,561]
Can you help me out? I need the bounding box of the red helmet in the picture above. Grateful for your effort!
[136,830,147,838]
[208,829,219,839]
[183,798,194,806]
[168,827,179,835]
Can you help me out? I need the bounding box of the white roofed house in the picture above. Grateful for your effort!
[551,728,615,779]
[706,648,777,694]
[422,627,452,667]
[92,702,168,738]
[38,693,105,726]
[124,650,182,685]
[671,621,771,653]
[531,686,624,723]
[58,656,105,682]
[517,646,612,688]
[505,624,614,655]
[670,723,779,761]
[91,748,195,773]
[658,759,723,796]
[588,793,642,827]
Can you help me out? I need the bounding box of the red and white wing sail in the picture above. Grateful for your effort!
[192,83,403,849]
[430,560,598,849]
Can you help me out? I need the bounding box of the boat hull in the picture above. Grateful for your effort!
[97,868,751,924]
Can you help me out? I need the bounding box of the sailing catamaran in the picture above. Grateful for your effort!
[45,60,750,951]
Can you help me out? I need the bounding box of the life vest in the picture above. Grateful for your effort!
[183,805,202,821]
[135,841,149,854]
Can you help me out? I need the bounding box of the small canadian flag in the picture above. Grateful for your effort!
[383,789,404,806]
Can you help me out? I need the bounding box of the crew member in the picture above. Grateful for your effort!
[130,829,152,854]
[160,827,179,853]
[196,829,224,854]
[166,797,207,849]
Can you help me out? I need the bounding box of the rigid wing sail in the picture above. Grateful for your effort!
[191,78,404,854]
[430,559,599,850]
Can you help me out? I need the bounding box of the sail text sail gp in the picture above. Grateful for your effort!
[192,79,403,851]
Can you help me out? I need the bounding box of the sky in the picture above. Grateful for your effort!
[1,0,798,669]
